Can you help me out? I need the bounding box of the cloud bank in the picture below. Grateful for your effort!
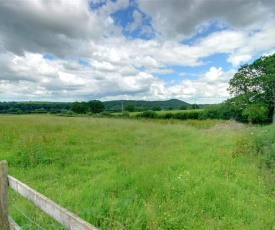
[0,0,275,103]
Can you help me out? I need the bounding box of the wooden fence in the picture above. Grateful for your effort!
[0,160,98,230]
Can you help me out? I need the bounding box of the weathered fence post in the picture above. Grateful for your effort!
[0,160,9,230]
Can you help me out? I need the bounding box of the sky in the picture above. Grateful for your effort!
[0,0,275,104]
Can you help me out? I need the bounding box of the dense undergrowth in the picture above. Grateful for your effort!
[0,115,274,229]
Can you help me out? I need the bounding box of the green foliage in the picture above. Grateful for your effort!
[136,110,158,119]
[187,111,200,119]
[121,111,130,117]
[125,104,135,112]
[99,111,114,117]
[179,104,187,110]
[103,99,190,112]
[220,96,246,122]
[0,101,71,114]
[152,105,161,111]
[227,53,275,123]
[250,126,275,170]
[162,112,174,119]
[188,104,200,110]
[242,104,269,124]
[199,94,267,123]
[71,101,88,114]
[88,100,105,114]
[173,112,188,120]
[134,110,204,121]
[199,105,222,120]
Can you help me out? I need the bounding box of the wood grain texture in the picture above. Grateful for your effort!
[8,175,98,230]
[0,160,9,230]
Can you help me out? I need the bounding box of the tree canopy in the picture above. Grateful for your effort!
[227,53,275,123]
[88,100,105,114]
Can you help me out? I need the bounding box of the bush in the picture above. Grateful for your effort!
[159,113,174,119]
[121,111,130,117]
[125,104,135,112]
[100,111,114,117]
[187,111,201,119]
[242,104,269,124]
[199,105,222,120]
[174,112,188,120]
[136,111,158,119]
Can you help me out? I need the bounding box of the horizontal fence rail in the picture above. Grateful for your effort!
[0,160,98,230]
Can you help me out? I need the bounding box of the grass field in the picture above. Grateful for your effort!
[1,115,275,229]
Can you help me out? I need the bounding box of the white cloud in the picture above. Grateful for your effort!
[58,71,85,86]
[138,0,275,40]
[204,67,223,83]
[167,67,235,104]
[0,0,275,103]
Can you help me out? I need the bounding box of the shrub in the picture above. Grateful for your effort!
[187,111,201,119]
[174,112,188,120]
[121,111,130,117]
[199,105,222,120]
[136,110,158,119]
[242,104,269,124]
[163,112,174,119]
[100,111,113,117]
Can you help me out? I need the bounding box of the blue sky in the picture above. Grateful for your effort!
[0,0,275,103]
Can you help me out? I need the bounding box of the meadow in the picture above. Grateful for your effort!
[1,115,275,229]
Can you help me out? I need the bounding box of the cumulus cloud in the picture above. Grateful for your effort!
[0,0,107,57]
[138,0,275,40]
[167,67,235,104]
[0,0,275,103]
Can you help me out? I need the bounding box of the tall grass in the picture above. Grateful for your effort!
[0,115,274,229]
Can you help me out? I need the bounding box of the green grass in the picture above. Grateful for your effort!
[1,115,275,229]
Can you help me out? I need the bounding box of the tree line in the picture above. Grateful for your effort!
[0,100,197,115]
[0,102,71,114]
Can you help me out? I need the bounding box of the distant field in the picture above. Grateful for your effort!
[113,109,203,116]
[1,115,274,229]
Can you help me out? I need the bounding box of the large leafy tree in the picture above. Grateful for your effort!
[228,53,275,123]
[71,101,88,114]
[88,100,105,114]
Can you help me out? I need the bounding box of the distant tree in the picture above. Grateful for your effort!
[152,105,161,111]
[71,101,88,114]
[125,104,135,112]
[88,100,105,114]
[188,104,199,110]
[179,105,187,110]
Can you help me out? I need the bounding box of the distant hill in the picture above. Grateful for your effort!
[103,99,190,112]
